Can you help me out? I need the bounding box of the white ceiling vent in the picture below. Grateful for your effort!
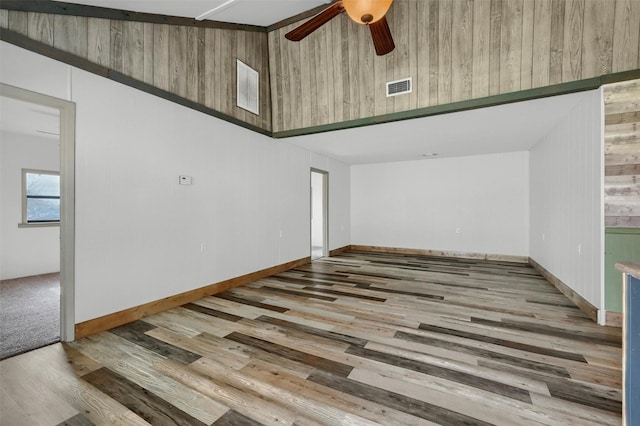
[237,59,259,115]
[386,78,412,97]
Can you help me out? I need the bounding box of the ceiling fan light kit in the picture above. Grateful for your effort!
[343,0,392,24]
[285,0,396,56]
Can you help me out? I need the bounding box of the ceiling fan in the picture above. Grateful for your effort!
[285,0,395,56]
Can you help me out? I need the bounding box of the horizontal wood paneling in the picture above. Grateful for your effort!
[269,0,640,132]
[0,10,271,131]
[604,79,640,227]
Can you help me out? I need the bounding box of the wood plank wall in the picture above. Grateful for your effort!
[604,79,640,227]
[0,10,272,132]
[268,0,640,133]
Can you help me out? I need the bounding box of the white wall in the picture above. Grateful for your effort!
[1,42,351,323]
[529,89,603,311]
[0,131,60,279]
[309,152,351,251]
[351,152,530,257]
[311,171,324,247]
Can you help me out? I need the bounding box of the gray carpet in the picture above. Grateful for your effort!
[1,273,60,360]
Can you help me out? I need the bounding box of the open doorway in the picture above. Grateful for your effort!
[311,169,328,260]
[0,84,75,359]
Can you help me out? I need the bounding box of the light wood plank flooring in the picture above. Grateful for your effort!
[0,251,622,425]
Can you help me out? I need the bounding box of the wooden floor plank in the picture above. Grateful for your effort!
[0,251,622,425]
[82,367,207,425]
[155,358,324,426]
[240,359,436,426]
[0,356,79,425]
[70,332,227,424]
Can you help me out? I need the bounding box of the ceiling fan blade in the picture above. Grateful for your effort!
[369,16,395,56]
[285,1,344,41]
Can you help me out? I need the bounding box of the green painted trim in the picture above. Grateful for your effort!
[108,71,271,136]
[0,28,110,77]
[601,69,640,84]
[273,69,640,139]
[0,0,267,32]
[605,229,640,312]
[606,227,640,235]
[0,29,271,137]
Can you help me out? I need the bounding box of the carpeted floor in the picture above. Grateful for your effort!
[0,273,60,360]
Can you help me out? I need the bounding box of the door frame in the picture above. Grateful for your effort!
[1,83,76,341]
[310,168,329,259]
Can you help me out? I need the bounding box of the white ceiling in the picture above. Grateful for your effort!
[0,96,60,139]
[0,89,587,164]
[57,0,332,27]
[283,91,587,164]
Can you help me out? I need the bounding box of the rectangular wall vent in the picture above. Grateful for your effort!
[237,59,259,115]
[386,78,412,97]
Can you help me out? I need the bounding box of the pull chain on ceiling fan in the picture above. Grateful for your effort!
[285,0,395,56]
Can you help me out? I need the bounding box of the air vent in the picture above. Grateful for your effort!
[237,59,259,115]
[386,78,412,97]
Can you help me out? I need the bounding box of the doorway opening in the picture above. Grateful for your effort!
[311,169,328,260]
[0,83,76,358]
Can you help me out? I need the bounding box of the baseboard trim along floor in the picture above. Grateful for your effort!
[75,256,311,339]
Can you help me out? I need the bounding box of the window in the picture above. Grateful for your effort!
[22,169,60,224]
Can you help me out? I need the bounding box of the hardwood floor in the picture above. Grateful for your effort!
[0,251,622,425]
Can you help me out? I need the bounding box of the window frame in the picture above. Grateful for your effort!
[20,168,61,227]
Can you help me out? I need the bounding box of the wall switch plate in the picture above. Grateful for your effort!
[179,175,192,185]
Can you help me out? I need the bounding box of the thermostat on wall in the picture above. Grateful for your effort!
[179,175,192,185]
